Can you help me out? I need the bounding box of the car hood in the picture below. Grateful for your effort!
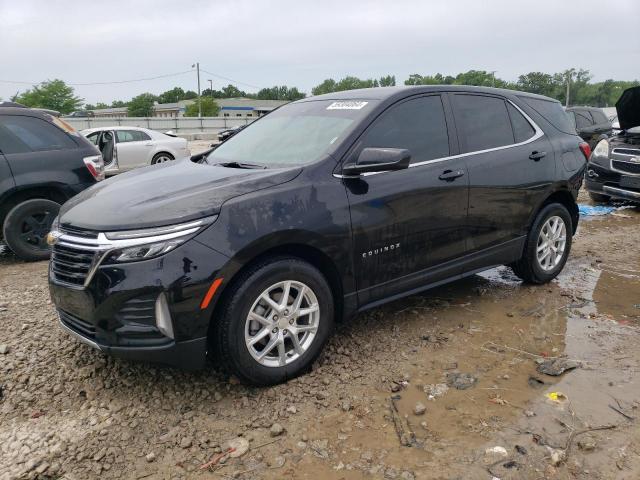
[59,159,301,231]
[616,86,640,131]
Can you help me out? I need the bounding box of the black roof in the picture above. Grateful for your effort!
[300,85,558,103]
[0,106,54,119]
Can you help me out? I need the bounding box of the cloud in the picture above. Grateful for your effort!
[0,0,638,103]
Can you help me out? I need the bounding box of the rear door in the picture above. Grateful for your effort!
[450,93,555,264]
[343,94,469,306]
[115,130,153,170]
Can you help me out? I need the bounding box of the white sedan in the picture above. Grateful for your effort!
[81,126,190,175]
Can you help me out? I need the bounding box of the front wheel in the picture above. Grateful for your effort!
[2,198,60,261]
[511,203,572,284]
[211,257,334,386]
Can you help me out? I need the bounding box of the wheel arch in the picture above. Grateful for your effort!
[0,186,67,233]
[530,189,579,234]
[151,151,175,163]
[208,242,346,338]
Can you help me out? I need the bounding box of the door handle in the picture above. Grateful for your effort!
[144,142,154,146]
[529,151,546,161]
[438,169,465,181]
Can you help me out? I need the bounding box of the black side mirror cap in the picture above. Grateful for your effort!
[342,147,411,176]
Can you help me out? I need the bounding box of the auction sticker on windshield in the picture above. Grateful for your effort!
[327,101,368,110]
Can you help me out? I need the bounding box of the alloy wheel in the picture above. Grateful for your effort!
[536,215,566,271]
[244,280,320,367]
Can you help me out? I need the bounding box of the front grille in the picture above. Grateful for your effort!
[51,243,96,286]
[60,225,99,239]
[612,159,640,175]
[612,148,640,157]
[59,309,96,339]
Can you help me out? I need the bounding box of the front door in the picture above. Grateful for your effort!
[342,94,469,307]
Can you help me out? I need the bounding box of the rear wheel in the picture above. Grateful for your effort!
[511,203,572,284]
[2,198,60,261]
[212,257,334,386]
[588,191,610,204]
[151,152,174,164]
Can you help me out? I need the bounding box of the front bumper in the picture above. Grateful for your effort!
[49,236,229,370]
[585,162,640,202]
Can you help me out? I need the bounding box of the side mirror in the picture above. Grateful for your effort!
[342,148,411,176]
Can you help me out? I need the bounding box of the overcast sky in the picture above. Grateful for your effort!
[1,0,638,104]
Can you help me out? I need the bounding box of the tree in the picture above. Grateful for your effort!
[311,75,392,95]
[378,75,396,87]
[221,85,245,98]
[311,79,338,96]
[127,93,157,117]
[15,79,83,114]
[158,87,186,104]
[183,90,198,100]
[184,97,220,117]
[111,100,128,108]
[255,86,305,101]
[516,72,558,97]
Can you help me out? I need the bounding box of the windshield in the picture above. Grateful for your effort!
[206,100,375,168]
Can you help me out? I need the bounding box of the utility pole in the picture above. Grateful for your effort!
[565,68,575,108]
[192,63,201,117]
[490,70,497,88]
[208,79,213,98]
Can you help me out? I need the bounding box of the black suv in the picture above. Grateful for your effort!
[0,105,104,260]
[565,106,613,149]
[585,86,640,203]
[48,86,588,385]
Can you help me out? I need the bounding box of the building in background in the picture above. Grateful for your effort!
[91,98,288,118]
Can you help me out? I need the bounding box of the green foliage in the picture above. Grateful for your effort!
[183,90,198,100]
[15,79,83,114]
[158,87,186,104]
[127,93,157,117]
[255,86,305,101]
[184,97,220,117]
[111,100,127,108]
[378,75,396,87]
[311,75,397,95]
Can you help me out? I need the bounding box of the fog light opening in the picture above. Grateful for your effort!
[155,293,174,340]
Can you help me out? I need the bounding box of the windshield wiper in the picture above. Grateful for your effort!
[215,161,267,169]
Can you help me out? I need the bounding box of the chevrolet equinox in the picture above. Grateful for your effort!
[48,86,588,385]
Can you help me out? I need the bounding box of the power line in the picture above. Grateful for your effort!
[0,68,261,90]
[0,69,194,86]
[200,68,261,90]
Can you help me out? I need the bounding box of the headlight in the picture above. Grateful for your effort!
[590,139,609,167]
[104,216,217,263]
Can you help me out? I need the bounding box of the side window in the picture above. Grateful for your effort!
[590,109,609,125]
[132,130,151,141]
[116,130,135,143]
[574,111,593,129]
[453,95,514,151]
[506,103,535,143]
[0,115,76,153]
[358,95,449,164]
[86,132,100,145]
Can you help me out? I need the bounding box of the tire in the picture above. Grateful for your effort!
[211,256,334,386]
[151,152,174,165]
[511,203,572,284]
[588,191,610,204]
[2,199,60,261]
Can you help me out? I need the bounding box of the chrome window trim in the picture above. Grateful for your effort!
[333,99,544,179]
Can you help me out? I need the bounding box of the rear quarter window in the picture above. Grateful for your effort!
[452,94,514,152]
[0,115,77,154]
[520,97,576,134]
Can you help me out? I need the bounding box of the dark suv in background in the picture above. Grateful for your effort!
[49,86,588,385]
[0,104,104,260]
[565,106,613,149]
[585,86,640,203]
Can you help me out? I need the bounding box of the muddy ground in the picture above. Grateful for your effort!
[1,194,639,480]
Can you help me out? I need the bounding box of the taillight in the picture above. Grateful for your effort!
[83,155,105,181]
[578,142,591,161]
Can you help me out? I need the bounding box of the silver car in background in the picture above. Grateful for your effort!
[81,126,190,175]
